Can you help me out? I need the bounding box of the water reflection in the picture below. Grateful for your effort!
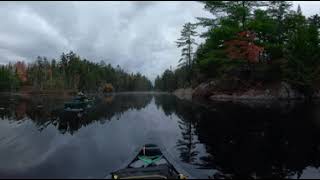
[0,94,153,135]
[155,95,320,179]
[155,95,200,165]
[1,94,320,178]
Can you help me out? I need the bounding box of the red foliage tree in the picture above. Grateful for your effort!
[15,61,27,83]
[224,31,264,63]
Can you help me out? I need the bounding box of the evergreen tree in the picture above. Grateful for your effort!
[283,12,320,98]
[176,22,198,83]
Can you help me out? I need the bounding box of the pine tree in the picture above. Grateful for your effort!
[297,4,302,15]
[176,22,198,83]
[199,1,268,31]
[267,1,292,43]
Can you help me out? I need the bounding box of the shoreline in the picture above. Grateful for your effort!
[0,91,170,96]
[172,80,320,104]
[172,87,315,110]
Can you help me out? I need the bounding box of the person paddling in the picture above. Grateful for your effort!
[77,91,87,102]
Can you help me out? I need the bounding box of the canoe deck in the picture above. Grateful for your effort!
[108,144,189,179]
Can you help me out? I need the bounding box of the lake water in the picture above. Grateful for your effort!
[1,93,320,179]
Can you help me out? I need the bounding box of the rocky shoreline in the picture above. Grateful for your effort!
[173,80,320,102]
[173,88,193,101]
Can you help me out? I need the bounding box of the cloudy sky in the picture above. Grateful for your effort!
[0,1,319,81]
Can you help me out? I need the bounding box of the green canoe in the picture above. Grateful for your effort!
[64,96,94,111]
[107,144,190,179]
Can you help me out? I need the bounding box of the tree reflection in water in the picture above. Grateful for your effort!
[155,95,320,179]
[0,94,153,135]
[2,94,320,178]
[155,95,200,164]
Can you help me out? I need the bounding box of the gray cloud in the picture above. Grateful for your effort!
[0,1,319,81]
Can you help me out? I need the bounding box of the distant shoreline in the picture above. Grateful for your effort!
[0,91,170,96]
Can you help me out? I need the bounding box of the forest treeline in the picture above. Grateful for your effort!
[1,1,319,96]
[155,1,320,97]
[0,51,153,92]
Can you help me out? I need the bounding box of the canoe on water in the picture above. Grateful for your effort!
[64,96,94,112]
[106,144,190,179]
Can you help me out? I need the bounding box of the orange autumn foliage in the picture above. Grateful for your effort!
[103,83,114,93]
[224,31,264,63]
[15,61,27,83]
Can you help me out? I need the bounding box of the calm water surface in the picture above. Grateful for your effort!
[1,93,320,179]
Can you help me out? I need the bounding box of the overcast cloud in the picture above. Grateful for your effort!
[0,1,319,81]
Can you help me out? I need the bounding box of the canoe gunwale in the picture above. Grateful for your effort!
[104,143,193,179]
